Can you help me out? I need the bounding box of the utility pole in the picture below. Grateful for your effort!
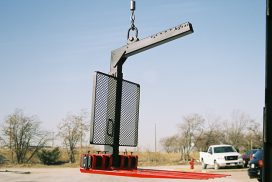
[81,122,83,150]
[9,122,13,162]
[263,0,272,181]
[52,132,55,148]
[155,123,157,153]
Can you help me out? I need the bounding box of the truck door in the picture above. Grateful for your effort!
[206,147,213,165]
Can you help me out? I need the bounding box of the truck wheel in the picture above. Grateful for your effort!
[202,162,207,169]
[214,161,220,170]
[243,160,247,168]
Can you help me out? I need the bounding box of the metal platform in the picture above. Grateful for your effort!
[80,168,230,180]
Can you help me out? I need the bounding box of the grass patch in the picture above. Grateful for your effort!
[137,152,181,166]
[0,147,198,168]
[0,147,95,168]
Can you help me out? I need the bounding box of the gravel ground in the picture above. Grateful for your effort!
[0,165,257,182]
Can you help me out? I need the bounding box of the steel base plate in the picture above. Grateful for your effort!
[80,168,230,180]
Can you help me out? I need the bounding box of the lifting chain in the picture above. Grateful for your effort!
[127,0,139,43]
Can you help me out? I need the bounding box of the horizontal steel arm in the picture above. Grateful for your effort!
[110,22,194,73]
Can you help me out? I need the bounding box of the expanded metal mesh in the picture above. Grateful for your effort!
[120,80,140,146]
[90,71,140,147]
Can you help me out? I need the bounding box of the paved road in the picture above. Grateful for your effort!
[0,166,257,182]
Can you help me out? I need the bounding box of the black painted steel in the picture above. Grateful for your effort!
[112,64,123,167]
[264,0,272,181]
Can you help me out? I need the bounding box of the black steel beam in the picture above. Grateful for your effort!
[111,60,124,167]
[264,0,272,181]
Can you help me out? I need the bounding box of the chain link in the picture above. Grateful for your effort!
[127,0,138,42]
[130,11,136,29]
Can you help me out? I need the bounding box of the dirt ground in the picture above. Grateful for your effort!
[0,165,257,182]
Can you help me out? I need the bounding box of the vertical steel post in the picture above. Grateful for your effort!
[110,58,126,167]
[264,0,272,181]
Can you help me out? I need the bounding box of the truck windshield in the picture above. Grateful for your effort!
[214,146,236,153]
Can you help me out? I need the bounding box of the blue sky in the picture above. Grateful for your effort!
[0,0,266,150]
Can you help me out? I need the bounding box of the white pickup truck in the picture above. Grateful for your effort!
[199,144,243,169]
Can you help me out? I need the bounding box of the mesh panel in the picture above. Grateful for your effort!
[120,80,140,146]
[90,71,140,147]
[90,72,116,145]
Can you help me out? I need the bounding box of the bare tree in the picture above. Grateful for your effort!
[159,111,263,163]
[196,116,224,152]
[245,120,263,149]
[58,112,88,163]
[222,111,252,150]
[160,135,180,153]
[178,114,204,161]
[1,109,48,163]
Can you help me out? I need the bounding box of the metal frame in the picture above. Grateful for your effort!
[108,22,193,167]
[263,0,272,181]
